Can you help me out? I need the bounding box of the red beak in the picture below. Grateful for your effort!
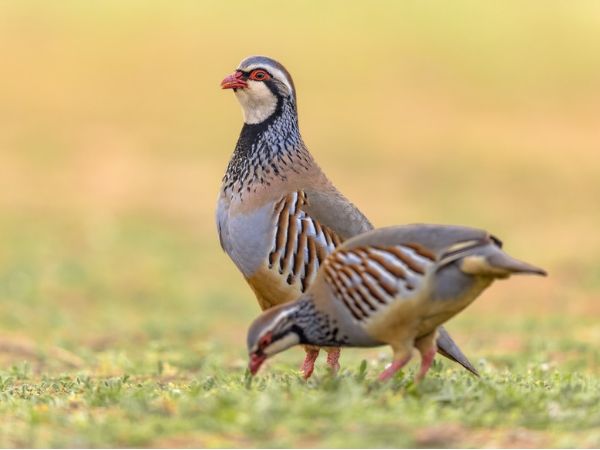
[248,353,267,375]
[221,71,247,90]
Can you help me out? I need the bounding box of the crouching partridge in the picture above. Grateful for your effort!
[217,55,476,378]
[246,224,546,381]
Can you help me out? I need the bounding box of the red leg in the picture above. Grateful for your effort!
[378,355,412,382]
[416,345,437,381]
[301,348,319,379]
[325,348,341,374]
[415,330,439,382]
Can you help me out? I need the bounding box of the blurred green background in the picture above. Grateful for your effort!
[1,1,600,446]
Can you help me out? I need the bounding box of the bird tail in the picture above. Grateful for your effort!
[435,237,545,375]
[435,326,479,376]
[486,252,547,276]
[460,248,547,279]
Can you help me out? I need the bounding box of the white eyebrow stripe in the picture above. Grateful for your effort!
[266,306,298,333]
[240,63,294,96]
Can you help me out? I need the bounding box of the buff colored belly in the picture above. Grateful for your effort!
[246,265,303,310]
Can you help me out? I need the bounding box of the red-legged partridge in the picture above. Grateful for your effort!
[218,56,476,378]
[246,224,546,380]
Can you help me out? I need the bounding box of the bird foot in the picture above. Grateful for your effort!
[301,349,319,379]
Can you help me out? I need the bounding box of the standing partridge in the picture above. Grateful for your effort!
[246,224,546,380]
[217,55,476,378]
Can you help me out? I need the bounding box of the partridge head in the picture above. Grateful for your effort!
[247,224,546,380]
[221,56,296,124]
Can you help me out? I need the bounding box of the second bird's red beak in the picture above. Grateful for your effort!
[221,71,248,90]
[248,353,267,375]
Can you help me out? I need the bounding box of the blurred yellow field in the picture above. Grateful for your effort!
[0,2,599,447]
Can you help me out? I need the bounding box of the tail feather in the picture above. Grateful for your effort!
[487,252,547,276]
[435,326,479,377]
[461,252,547,278]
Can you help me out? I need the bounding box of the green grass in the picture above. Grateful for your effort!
[2,357,600,447]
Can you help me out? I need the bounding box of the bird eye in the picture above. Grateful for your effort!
[249,69,270,81]
[258,332,272,348]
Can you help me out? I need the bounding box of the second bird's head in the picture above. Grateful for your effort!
[246,302,306,375]
[221,56,296,124]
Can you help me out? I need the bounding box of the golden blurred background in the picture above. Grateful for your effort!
[0,1,599,370]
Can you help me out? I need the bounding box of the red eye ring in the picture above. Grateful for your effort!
[258,331,272,347]
[249,69,270,81]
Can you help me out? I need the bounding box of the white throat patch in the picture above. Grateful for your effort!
[235,81,278,124]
